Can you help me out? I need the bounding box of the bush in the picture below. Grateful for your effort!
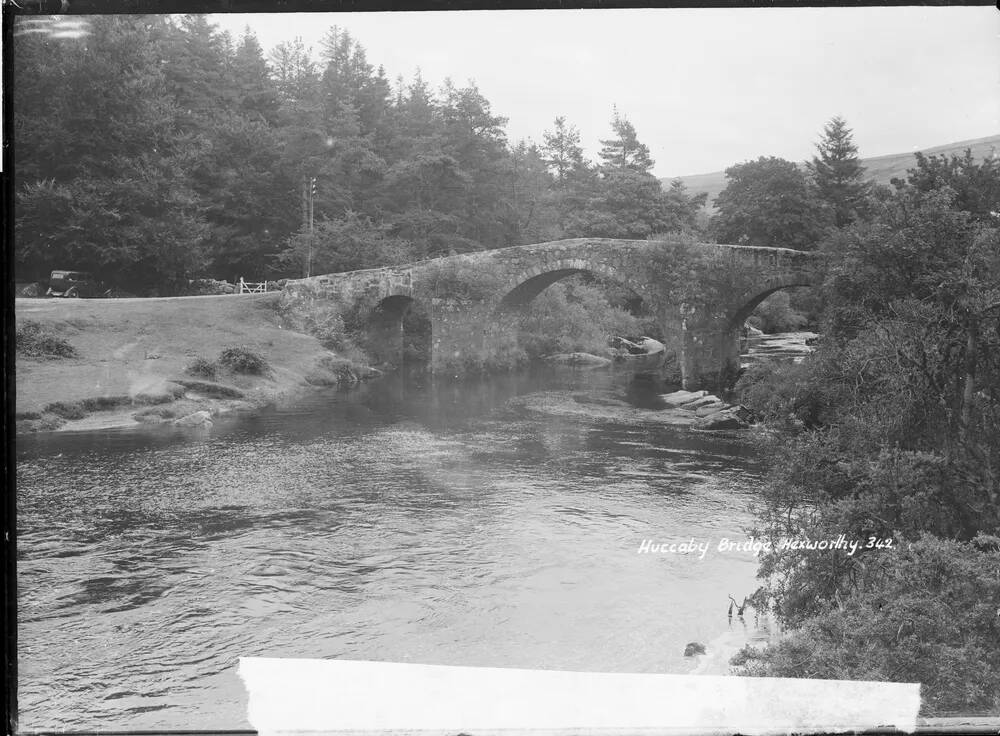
[16,321,77,358]
[218,346,270,375]
[43,401,86,420]
[186,357,218,379]
[732,536,1000,715]
[517,276,646,360]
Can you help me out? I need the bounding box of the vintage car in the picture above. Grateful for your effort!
[46,270,103,298]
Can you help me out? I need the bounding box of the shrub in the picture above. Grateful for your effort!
[80,396,131,411]
[186,357,218,379]
[517,276,645,359]
[16,321,77,358]
[218,346,270,375]
[43,401,86,420]
[732,536,1000,715]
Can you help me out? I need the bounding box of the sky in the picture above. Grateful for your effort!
[209,8,997,177]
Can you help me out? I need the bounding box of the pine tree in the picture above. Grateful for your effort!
[807,116,872,227]
[231,28,280,124]
[598,108,654,174]
[541,117,586,185]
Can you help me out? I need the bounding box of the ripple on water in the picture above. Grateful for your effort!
[16,363,782,730]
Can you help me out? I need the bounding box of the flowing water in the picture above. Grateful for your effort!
[16,336,811,731]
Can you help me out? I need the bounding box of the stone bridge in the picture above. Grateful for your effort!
[281,238,823,389]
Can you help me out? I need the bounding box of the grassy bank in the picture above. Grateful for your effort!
[15,294,375,433]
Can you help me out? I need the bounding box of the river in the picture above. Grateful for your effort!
[16,334,812,731]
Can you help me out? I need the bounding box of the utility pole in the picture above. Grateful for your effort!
[306,176,316,278]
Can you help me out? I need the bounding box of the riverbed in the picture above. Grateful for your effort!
[16,341,809,730]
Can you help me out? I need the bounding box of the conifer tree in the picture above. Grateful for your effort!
[807,116,872,227]
[598,108,654,174]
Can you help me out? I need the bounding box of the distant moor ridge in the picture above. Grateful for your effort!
[665,133,1000,211]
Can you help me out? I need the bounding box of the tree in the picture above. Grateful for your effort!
[562,111,703,240]
[13,16,210,289]
[893,148,1000,225]
[713,156,833,249]
[806,116,872,227]
[598,109,654,173]
[541,116,587,184]
[277,211,409,276]
[231,28,280,124]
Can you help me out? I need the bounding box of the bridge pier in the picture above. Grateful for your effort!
[679,320,742,391]
[429,300,522,374]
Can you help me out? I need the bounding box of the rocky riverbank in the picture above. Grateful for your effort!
[15,294,377,434]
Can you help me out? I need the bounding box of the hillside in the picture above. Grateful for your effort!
[666,134,1000,210]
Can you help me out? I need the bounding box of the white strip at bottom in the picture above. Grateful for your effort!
[239,657,920,735]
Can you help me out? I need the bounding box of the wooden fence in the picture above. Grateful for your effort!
[238,277,268,294]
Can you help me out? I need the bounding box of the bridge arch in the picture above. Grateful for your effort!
[495,258,654,313]
[726,276,816,331]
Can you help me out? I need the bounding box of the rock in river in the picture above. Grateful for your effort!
[695,401,729,417]
[694,405,754,431]
[173,410,213,427]
[680,395,722,411]
[543,352,612,368]
[661,389,707,407]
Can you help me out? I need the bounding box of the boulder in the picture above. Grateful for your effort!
[661,389,707,407]
[694,406,754,431]
[543,352,612,368]
[173,410,213,427]
[680,395,722,411]
[695,401,729,417]
[745,324,764,337]
[684,642,707,657]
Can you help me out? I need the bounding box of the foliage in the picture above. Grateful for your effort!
[218,346,270,375]
[732,536,1000,715]
[806,116,872,227]
[13,19,718,288]
[892,148,1000,225]
[561,112,707,240]
[734,152,1000,713]
[185,357,218,379]
[43,401,87,420]
[516,276,645,359]
[278,211,411,276]
[16,321,78,359]
[712,156,833,249]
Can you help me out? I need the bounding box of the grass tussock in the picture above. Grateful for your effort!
[304,354,377,386]
[218,346,270,376]
[185,357,218,379]
[17,321,78,359]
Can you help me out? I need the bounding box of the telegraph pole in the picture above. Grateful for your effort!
[306,177,316,278]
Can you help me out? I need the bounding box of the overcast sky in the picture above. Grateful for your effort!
[211,7,999,178]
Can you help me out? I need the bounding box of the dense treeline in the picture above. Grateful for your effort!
[13,15,705,293]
